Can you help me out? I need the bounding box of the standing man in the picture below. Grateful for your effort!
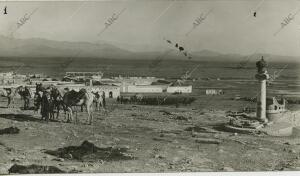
[41,88,51,122]
[102,91,106,108]
[23,86,31,110]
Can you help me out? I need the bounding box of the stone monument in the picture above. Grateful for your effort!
[255,56,270,123]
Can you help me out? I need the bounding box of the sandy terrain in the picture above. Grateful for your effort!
[1,97,300,174]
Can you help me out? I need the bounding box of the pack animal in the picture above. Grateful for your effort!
[0,87,17,108]
[63,88,94,125]
[17,86,32,110]
[0,86,32,109]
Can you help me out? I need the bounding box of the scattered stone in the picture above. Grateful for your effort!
[158,162,167,167]
[43,155,51,159]
[8,164,65,174]
[0,127,20,135]
[218,149,225,153]
[154,154,165,159]
[185,159,192,164]
[67,153,73,159]
[168,165,175,169]
[25,127,34,130]
[11,158,21,162]
[289,149,296,154]
[6,147,14,152]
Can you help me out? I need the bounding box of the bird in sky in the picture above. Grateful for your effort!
[179,46,184,52]
[163,38,191,59]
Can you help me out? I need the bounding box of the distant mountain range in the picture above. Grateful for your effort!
[0,35,299,63]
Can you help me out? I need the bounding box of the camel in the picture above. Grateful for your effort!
[18,86,33,110]
[0,87,17,108]
[0,86,32,108]
[63,88,95,125]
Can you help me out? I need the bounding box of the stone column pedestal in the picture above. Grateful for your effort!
[255,72,270,123]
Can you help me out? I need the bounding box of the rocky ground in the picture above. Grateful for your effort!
[1,98,300,174]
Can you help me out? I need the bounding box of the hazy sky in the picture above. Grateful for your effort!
[1,0,300,56]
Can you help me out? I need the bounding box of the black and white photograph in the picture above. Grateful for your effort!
[0,0,300,174]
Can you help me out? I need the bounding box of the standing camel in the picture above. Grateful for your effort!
[0,86,32,108]
[17,86,32,110]
[0,87,17,108]
[63,88,95,125]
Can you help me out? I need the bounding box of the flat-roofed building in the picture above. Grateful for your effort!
[167,86,192,93]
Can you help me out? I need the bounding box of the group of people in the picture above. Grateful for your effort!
[33,84,106,123]
[33,86,57,121]
[1,83,107,124]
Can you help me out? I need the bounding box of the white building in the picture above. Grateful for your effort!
[0,72,27,85]
[205,89,224,95]
[167,86,192,93]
